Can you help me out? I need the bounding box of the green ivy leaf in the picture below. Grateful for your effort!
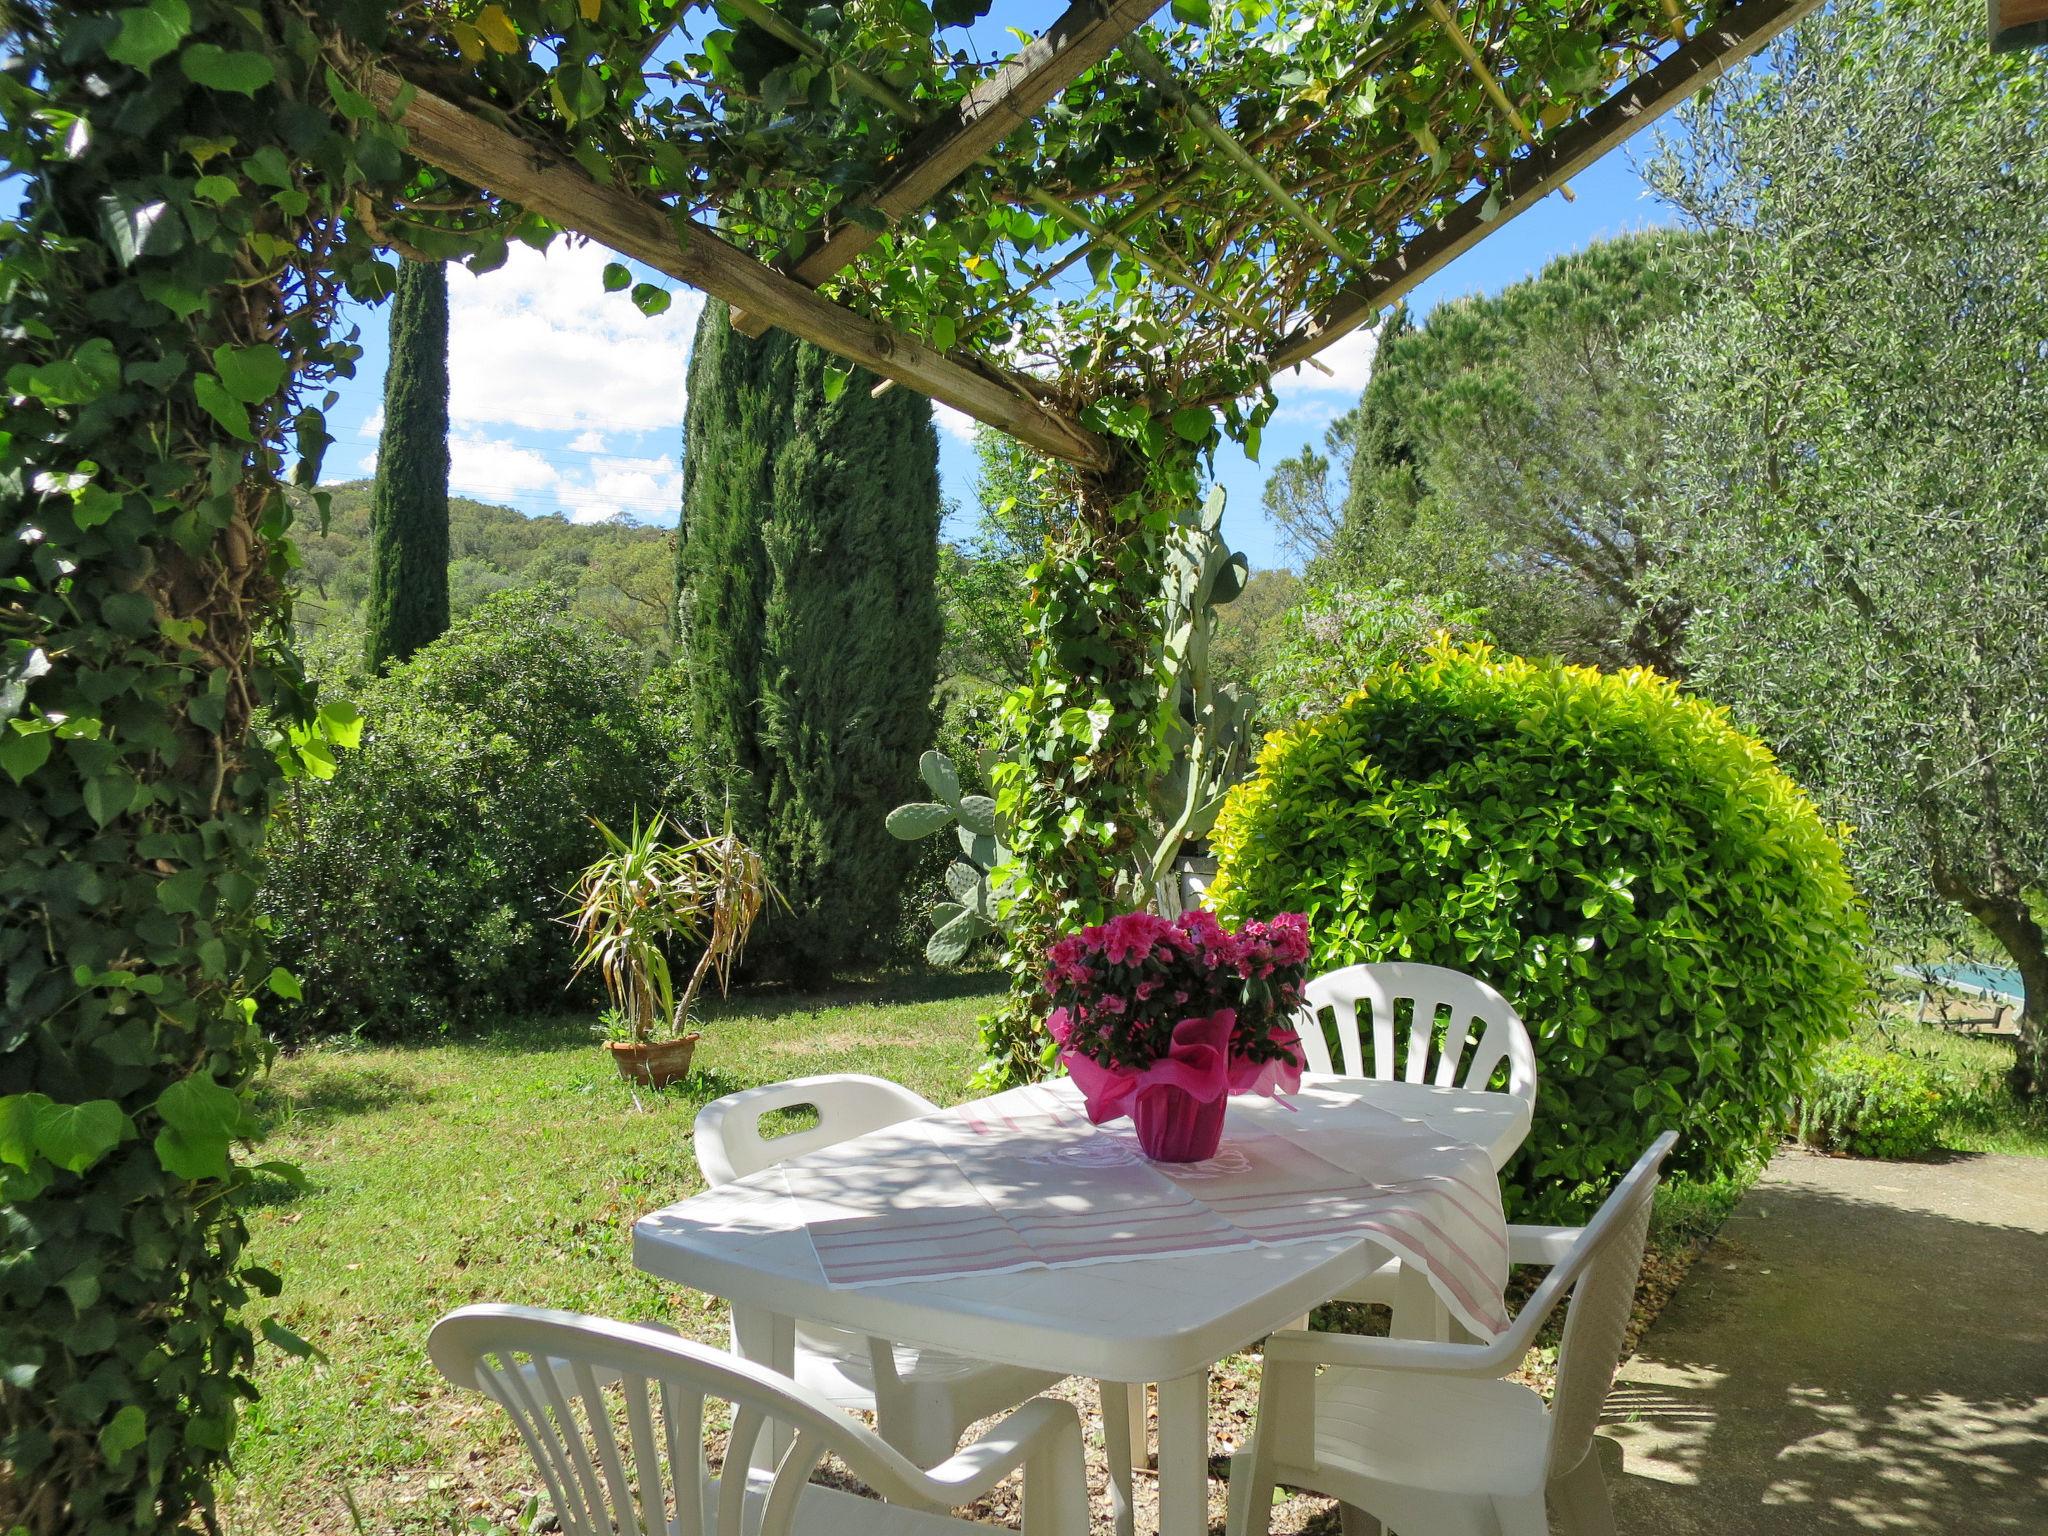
[0,1093,50,1170]
[98,1404,148,1465]
[629,282,671,317]
[33,1099,134,1175]
[260,1318,321,1360]
[316,698,363,750]
[153,1074,250,1182]
[0,728,53,784]
[211,344,285,403]
[264,966,302,1001]
[192,374,253,440]
[1170,406,1214,443]
[602,261,632,292]
[106,0,191,72]
[180,44,275,95]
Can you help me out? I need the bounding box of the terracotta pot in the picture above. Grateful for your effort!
[607,1034,700,1089]
[1130,1084,1227,1162]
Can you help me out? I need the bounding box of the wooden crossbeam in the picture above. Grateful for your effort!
[1262,0,1822,382]
[1990,0,2048,50]
[730,0,1162,335]
[369,71,1112,470]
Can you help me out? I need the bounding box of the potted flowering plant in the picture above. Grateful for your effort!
[1043,909,1311,1162]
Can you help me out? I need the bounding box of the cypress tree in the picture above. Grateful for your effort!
[675,301,942,981]
[365,258,451,670]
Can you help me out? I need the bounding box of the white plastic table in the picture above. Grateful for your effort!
[634,1074,1529,1535]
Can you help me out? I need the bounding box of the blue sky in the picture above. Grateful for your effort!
[321,19,1690,575]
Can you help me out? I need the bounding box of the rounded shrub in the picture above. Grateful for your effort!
[1209,642,1867,1219]
[261,587,707,1037]
[1795,1044,1947,1159]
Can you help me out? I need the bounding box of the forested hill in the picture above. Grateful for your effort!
[287,481,674,657]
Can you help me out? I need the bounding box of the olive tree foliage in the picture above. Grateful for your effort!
[1638,0,2048,1091]
[1265,234,1697,670]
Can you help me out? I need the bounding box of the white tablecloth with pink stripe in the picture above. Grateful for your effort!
[762,1076,1510,1338]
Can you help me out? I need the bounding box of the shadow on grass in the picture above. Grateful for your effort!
[251,1065,430,1134]
[270,968,1010,1062]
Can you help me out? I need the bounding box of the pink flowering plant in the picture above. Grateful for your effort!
[1043,909,1311,1127]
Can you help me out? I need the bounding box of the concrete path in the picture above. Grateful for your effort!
[1602,1148,2048,1534]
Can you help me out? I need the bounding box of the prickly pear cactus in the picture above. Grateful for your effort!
[1145,486,1258,894]
[886,749,1011,964]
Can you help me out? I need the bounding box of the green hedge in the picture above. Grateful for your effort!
[1210,642,1867,1219]
[1795,1044,1947,1159]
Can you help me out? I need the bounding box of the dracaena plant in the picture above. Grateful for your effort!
[566,812,778,1042]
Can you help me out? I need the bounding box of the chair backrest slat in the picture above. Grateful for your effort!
[619,1372,666,1536]
[572,1359,642,1536]
[759,1429,828,1536]
[482,1349,590,1536]
[431,1306,970,1536]
[718,1405,766,1536]
[661,1379,707,1536]
[1544,1143,1667,1478]
[695,1074,940,1187]
[1294,963,1537,1104]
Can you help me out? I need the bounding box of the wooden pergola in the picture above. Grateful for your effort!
[363,0,1821,472]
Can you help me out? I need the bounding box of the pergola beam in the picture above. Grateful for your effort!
[1263,0,1822,381]
[369,71,1112,471]
[731,0,1162,334]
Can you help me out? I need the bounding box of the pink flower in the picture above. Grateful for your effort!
[1047,1007,1074,1046]
[1097,993,1127,1015]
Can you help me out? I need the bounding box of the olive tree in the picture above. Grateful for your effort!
[1641,0,2048,1090]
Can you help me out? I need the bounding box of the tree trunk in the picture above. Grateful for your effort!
[1959,890,2048,1098]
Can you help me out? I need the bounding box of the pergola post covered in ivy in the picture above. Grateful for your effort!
[2,0,1819,1525]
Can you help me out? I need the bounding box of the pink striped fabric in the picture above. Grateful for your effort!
[769,1078,1510,1338]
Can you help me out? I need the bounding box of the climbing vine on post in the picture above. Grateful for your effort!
[0,5,407,1527]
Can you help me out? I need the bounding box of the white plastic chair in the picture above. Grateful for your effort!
[1294,964,1539,1335]
[694,1076,1128,1469]
[1293,963,1538,1109]
[429,1303,1090,1536]
[1226,1132,1678,1536]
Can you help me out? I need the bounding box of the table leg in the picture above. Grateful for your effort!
[1391,1262,1451,1342]
[1101,1381,1140,1536]
[1155,1370,1210,1536]
[730,1305,795,1469]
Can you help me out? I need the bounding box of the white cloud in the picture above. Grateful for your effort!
[447,241,701,435]
[449,434,561,498]
[1268,323,1379,426]
[568,428,611,453]
[584,453,683,519]
[933,402,980,446]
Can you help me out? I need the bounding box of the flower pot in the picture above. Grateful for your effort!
[607,1034,700,1089]
[1131,1084,1227,1162]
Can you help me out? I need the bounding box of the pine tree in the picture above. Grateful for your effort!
[675,301,942,980]
[365,258,451,671]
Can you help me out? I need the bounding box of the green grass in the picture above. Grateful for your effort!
[223,972,1001,1535]
[1857,1011,2048,1157]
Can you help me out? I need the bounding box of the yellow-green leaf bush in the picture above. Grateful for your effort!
[1793,1044,1947,1159]
[1209,642,1867,1218]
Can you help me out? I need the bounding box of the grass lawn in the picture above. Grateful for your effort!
[225,973,994,1535]
[222,971,1751,1535]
